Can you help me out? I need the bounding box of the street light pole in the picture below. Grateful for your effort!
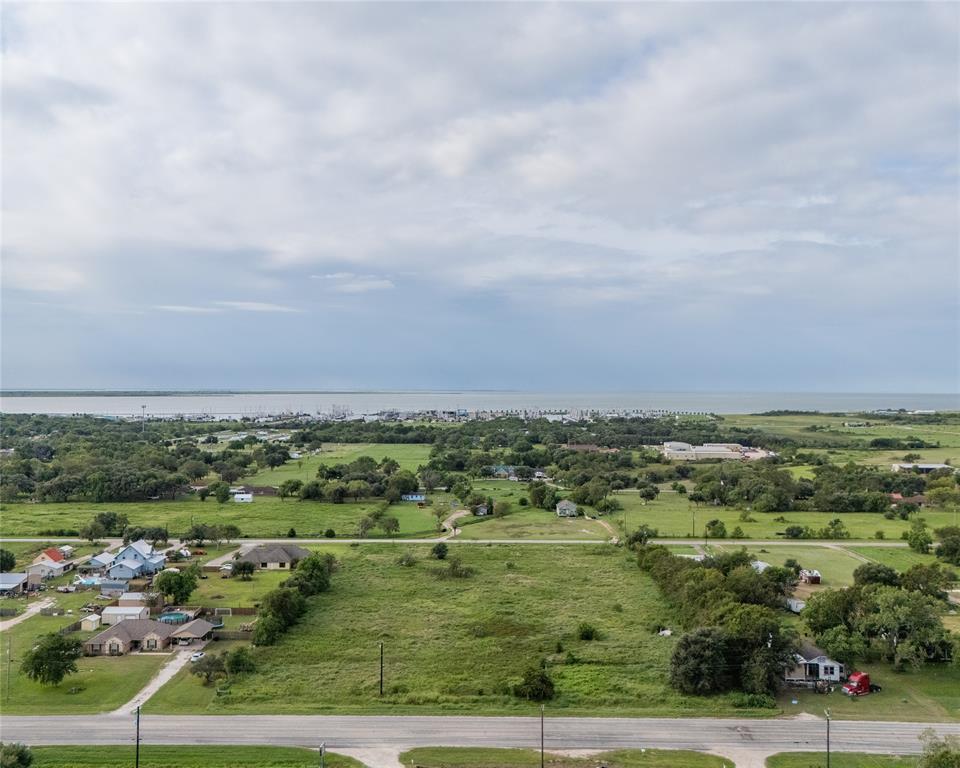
[824,708,831,768]
[540,704,545,768]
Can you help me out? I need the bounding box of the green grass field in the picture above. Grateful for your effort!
[26,746,361,768]
[456,508,610,540]
[847,547,941,572]
[711,544,864,587]
[765,754,916,768]
[779,662,960,721]
[246,443,433,485]
[0,496,439,539]
[400,748,732,768]
[614,491,959,541]
[145,543,769,717]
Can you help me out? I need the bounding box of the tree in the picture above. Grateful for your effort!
[190,653,226,685]
[285,553,336,596]
[918,729,960,768]
[0,549,15,572]
[0,742,33,768]
[197,487,210,502]
[493,500,512,518]
[901,563,956,600]
[670,627,731,695]
[20,634,82,687]
[528,481,547,508]
[908,519,933,554]
[625,525,658,548]
[233,560,255,580]
[252,614,285,646]
[278,479,303,501]
[80,520,106,544]
[379,516,400,536]
[153,569,198,604]
[225,646,256,676]
[704,519,727,538]
[260,588,307,627]
[853,562,900,587]
[513,663,555,701]
[936,532,960,566]
[431,542,448,560]
[213,482,231,504]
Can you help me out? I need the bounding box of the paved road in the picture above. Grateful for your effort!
[0,536,913,547]
[2,714,957,756]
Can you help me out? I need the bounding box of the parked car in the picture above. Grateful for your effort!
[190,652,205,663]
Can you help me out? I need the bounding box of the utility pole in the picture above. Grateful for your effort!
[824,708,831,768]
[319,742,325,768]
[141,405,146,435]
[379,642,384,696]
[540,704,545,768]
[6,635,11,703]
[135,705,141,768]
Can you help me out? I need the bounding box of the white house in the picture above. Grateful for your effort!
[556,499,579,517]
[26,559,66,580]
[107,540,165,580]
[233,493,254,503]
[101,605,150,625]
[785,643,845,685]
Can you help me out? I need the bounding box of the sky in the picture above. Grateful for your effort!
[2,2,958,393]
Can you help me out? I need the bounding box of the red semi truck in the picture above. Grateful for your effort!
[841,671,881,696]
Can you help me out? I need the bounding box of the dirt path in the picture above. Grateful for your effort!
[828,544,871,563]
[109,645,206,715]
[0,598,54,632]
[440,510,471,539]
[592,516,619,542]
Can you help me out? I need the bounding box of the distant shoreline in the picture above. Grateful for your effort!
[1,389,953,397]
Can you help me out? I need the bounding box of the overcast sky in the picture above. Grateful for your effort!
[2,2,958,392]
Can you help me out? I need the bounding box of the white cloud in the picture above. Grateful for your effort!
[214,301,301,313]
[311,273,395,293]
[155,305,223,314]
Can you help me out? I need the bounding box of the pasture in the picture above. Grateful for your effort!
[400,748,732,768]
[26,746,360,768]
[765,755,916,768]
[145,543,768,717]
[246,442,433,485]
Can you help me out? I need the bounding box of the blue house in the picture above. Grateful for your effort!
[401,493,426,502]
[106,540,165,580]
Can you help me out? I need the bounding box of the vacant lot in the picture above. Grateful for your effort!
[614,491,958,541]
[146,544,765,717]
[0,496,438,538]
[247,442,433,485]
[711,544,863,587]
[456,508,609,540]
[401,748,732,768]
[27,746,360,768]
[847,547,941,573]
[765,753,916,767]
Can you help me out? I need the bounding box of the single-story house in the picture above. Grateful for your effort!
[891,463,955,474]
[233,492,254,503]
[171,619,214,645]
[26,559,66,580]
[101,605,150,625]
[401,493,426,502]
[84,619,174,655]
[0,573,28,596]
[751,561,772,574]
[80,614,102,632]
[889,493,926,507]
[85,551,117,572]
[785,643,844,685]
[34,548,65,565]
[238,544,312,570]
[556,499,579,517]
[799,569,821,584]
[473,504,490,517]
[99,580,129,598]
[118,592,146,607]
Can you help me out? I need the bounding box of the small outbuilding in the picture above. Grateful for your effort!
[101,605,150,625]
[556,499,579,517]
[0,573,28,596]
[171,618,215,645]
[799,569,821,584]
[80,614,102,632]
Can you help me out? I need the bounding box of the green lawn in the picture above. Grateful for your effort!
[400,748,732,768]
[614,491,959,541]
[765,753,916,767]
[27,746,361,768]
[143,639,248,712]
[779,663,960,721]
[848,547,941,573]
[456,508,609,540]
[146,543,768,717]
[0,497,439,539]
[711,544,863,586]
[193,569,290,607]
[247,442,433,485]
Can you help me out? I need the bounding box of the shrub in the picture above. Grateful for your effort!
[513,663,555,701]
[431,542,448,560]
[730,526,745,538]
[225,647,256,676]
[0,742,33,768]
[730,692,776,709]
[875,530,885,540]
[287,528,297,538]
[577,622,599,641]
[435,556,474,579]
[324,528,336,538]
[397,552,417,567]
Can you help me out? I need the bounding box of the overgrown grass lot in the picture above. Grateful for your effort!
[400,748,732,768]
[26,746,361,768]
[765,753,917,768]
[0,496,439,538]
[246,442,433,485]
[146,544,767,717]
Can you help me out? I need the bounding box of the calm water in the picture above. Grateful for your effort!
[1,391,957,417]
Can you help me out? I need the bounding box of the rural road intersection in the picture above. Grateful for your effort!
[3,714,959,768]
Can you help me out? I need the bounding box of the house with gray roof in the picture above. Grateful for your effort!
[84,619,174,655]
[556,499,579,517]
[238,544,312,570]
[0,573,28,596]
